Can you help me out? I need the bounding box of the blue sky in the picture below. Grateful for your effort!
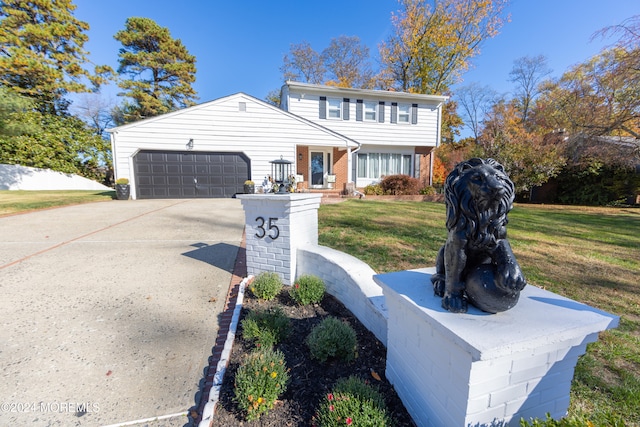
[73,0,637,106]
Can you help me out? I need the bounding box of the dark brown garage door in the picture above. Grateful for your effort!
[133,150,250,199]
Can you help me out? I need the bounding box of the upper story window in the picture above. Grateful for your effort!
[398,104,411,123]
[328,98,342,119]
[364,101,377,121]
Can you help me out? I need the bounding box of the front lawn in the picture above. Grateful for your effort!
[318,200,640,426]
[0,190,115,216]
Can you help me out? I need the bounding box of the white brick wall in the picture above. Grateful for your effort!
[238,193,321,285]
[375,268,619,427]
[296,244,387,344]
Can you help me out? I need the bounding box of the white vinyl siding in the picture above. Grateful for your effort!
[281,83,446,163]
[110,93,355,198]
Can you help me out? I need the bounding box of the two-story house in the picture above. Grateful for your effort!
[108,82,447,199]
[280,81,448,191]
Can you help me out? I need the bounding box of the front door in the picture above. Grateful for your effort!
[310,151,331,188]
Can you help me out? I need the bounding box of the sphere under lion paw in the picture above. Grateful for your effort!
[465,264,520,313]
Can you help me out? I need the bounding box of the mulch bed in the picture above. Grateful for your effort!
[209,289,416,426]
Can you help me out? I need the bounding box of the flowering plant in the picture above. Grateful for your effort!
[290,274,326,305]
[234,348,290,420]
[314,376,391,426]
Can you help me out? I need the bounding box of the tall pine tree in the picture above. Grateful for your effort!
[0,0,109,114]
[114,17,197,124]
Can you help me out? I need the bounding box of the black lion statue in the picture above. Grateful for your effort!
[431,158,527,313]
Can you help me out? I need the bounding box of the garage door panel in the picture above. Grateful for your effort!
[134,150,249,199]
[138,176,151,185]
[152,176,166,185]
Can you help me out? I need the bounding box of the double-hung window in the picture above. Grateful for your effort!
[328,98,342,119]
[398,104,411,123]
[364,101,377,121]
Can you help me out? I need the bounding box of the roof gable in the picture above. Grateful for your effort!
[107,92,359,148]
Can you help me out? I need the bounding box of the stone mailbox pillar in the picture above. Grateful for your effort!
[237,193,322,285]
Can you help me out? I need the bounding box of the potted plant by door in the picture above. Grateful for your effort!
[115,178,130,200]
[244,180,255,194]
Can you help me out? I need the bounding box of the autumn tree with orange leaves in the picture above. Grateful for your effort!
[379,0,509,95]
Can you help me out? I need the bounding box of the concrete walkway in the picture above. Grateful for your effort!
[0,199,245,426]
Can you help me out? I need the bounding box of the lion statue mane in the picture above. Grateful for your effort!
[430,158,527,313]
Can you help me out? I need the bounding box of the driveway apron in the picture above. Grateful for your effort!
[0,199,245,426]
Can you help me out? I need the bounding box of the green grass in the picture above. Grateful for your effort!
[319,200,640,426]
[0,190,116,216]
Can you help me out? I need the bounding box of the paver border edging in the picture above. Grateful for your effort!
[191,231,248,427]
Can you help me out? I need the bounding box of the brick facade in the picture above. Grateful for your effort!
[333,147,348,191]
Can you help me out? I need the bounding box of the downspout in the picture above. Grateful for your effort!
[349,141,362,185]
[110,131,117,181]
[430,102,444,186]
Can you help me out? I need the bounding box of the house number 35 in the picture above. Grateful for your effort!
[255,216,280,240]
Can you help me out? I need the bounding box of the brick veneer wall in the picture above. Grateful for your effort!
[238,194,321,285]
[332,148,348,191]
[296,146,308,184]
[375,269,619,427]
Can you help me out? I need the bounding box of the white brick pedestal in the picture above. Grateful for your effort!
[237,193,322,285]
[374,268,619,427]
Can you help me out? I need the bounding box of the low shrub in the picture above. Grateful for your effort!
[380,174,421,195]
[363,184,385,195]
[419,185,436,195]
[242,307,290,348]
[290,275,326,305]
[234,347,290,421]
[306,317,357,363]
[314,376,391,427]
[250,272,283,300]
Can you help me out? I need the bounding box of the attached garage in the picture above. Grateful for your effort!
[109,93,357,199]
[134,150,250,199]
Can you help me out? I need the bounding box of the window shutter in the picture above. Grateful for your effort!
[378,101,385,123]
[411,103,418,124]
[343,98,350,120]
[391,102,398,124]
[356,99,363,121]
[319,96,327,119]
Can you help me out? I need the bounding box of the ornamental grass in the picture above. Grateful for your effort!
[241,306,290,348]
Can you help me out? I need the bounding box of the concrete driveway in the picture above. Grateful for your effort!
[0,199,245,426]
